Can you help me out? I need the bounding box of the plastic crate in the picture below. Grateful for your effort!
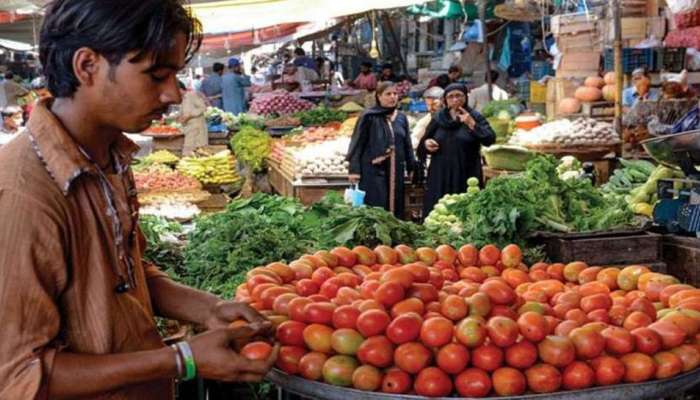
[604,48,655,73]
[531,61,554,80]
[655,47,686,72]
[515,79,530,102]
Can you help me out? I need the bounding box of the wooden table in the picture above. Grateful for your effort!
[662,234,700,287]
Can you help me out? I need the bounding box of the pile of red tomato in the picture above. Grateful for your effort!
[235,244,700,397]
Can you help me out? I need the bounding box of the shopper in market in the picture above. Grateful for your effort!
[222,57,252,115]
[347,81,416,219]
[200,62,224,109]
[179,81,209,155]
[428,65,463,89]
[292,47,317,70]
[468,70,510,112]
[351,61,378,91]
[419,83,496,216]
[411,86,444,148]
[0,106,23,134]
[0,1,277,399]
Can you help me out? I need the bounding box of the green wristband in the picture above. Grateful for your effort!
[176,342,197,381]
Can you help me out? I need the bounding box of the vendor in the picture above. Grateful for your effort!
[0,1,277,398]
[623,68,659,107]
[351,61,378,91]
[200,62,224,109]
[0,106,23,134]
[280,63,319,91]
[428,65,463,89]
[468,70,509,112]
[222,57,252,115]
[347,82,416,219]
[419,83,496,216]
[292,47,317,70]
[411,86,445,148]
[379,63,400,83]
[179,81,209,155]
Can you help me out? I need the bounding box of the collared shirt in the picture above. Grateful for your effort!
[222,72,252,115]
[0,98,172,400]
[200,74,223,109]
[468,83,510,112]
[353,72,377,91]
[622,86,660,107]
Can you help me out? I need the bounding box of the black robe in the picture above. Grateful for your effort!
[347,108,416,219]
[418,107,495,217]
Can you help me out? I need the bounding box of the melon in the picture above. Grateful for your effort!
[604,72,616,85]
[574,86,603,102]
[558,98,582,115]
[584,76,605,88]
[602,84,617,102]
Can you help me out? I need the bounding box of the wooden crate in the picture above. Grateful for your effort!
[557,51,602,74]
[662,234,700,287]
[532,231,662,265]
[551,13,600,36]
[405,183,425,222]
[151,135,184,154]
[557,31,603,52]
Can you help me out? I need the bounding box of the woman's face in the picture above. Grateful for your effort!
[445,90,466,110]
[426,97,442,113]
[378,86,399,108]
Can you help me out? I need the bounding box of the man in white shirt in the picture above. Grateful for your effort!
[468,70,509,112]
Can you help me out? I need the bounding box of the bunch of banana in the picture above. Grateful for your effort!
[144,150,179,165]
[177,150,240,185]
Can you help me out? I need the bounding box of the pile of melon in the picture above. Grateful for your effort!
[559,73,618,116]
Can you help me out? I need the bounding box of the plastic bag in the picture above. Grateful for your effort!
[344,184,366,207]
[666,0,700,14]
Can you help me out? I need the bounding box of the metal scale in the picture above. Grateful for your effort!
[642,130,700,235]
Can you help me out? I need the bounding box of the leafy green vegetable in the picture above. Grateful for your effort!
[139,215,185,279]
[294,106,347,127]
[231,126,272,173]
[481,99,523,119]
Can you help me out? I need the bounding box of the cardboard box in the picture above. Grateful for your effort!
[605,17,648,40]
[557,32,603,52]
[551,13,599,36]
[545,77,580,103]
[556,69,601,79]
[557,51,602,72]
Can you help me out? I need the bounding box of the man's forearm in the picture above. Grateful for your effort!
[49,346,176,399]
[148,277,220,325]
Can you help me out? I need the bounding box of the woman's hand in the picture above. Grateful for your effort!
[349,174,361,184]
[425,139,440,153]
[458,107,476,130]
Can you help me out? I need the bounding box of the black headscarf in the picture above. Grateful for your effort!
[346,83,398,165]
[443,83,468,101]
[435,83,469,129]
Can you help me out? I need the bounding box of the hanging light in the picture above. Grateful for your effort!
[369,11,379,59]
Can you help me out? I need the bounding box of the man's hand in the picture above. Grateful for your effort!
[348,174,361,184]
[425,139,440,153]
[189,325,280,383]
[205,301,272,334]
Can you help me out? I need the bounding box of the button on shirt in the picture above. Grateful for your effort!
[0,99,172,399]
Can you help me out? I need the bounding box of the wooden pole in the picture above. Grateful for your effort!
[479,0,493,101]
[613,0,623,136]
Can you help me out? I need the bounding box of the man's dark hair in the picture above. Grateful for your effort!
[488,70,499,83]
[212,63,224,73]
[4,72,13,80]
[294,47,305,57]
[436,74,450,88]
[448,65,462,74]
[40,0,203,98]
[361,61,373,69]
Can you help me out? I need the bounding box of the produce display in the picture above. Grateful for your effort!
[558,73,615,115]
[481,145,534,171]
[285,137,350,178]
[144,123,182,137]
[144,150,179,165]
[625,165,684,217]
[338,102,364,113]
[294,106,347,127]
[250,90,315,115]
[231,126,273,173]
[265,115,302,128]
[235,243,700,397]
[426,156,634,248]
[140,201,201,220]
[424,179,480,233]
[556,156,583,181]
[601,159,657,200]
[481,99,522,143]
[134,169,201,193]
[177,150,240,185]
[204,107,237,130]
[138,190,211,206]
[509,118,620,148]
[140,215,185,278]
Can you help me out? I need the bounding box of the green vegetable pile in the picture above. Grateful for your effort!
[230,125,272,173]
[139,215,185,279]
[295,106,347,127]
[441,155,634,248]
[481,99,523,119]
[424,180,481,234]
[601,159,656,199]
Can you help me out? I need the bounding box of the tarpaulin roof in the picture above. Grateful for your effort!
[188,0,428,34]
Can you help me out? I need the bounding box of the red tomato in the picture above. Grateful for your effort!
[374,281,406,307]
[332,305,361,330]
[352,365,383,391]
[298,352,328,381]
[525,363,562,393]
[436,343,470,374]
[394,342,433,374]
[486,316,519,348]
[505,340,538,369]
[381,368,412,394]
[441,294,469,321]
[492,367,527,396]
[303,324,334,354]
[414,367,453,397]
[590,355,626,386]
[455,368,492,398]
[276,346,307,374]
[357,335,394,368]
[601,326,635,355]
[276,320,306,347]
[420,316,454,347]
[620,353,657,383]
[538,335,575,368]
[356,309,391,337]
[304,302,336,325]
[386,312,422,345]
[569,327,605,360]
[562,361,595,390]
[472,344,504,372]
[517,312,548,343]
[240,341,272,361]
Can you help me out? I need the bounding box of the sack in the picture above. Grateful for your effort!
[667,0,700,14]
[344,184,366,207]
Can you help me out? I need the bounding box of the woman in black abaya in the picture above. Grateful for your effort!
[346,82,416,219]
[418,83,496,216]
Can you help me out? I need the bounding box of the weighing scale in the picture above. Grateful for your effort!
[642,130,700,235]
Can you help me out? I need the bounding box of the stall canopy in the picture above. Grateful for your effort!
[188,0,428,34]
